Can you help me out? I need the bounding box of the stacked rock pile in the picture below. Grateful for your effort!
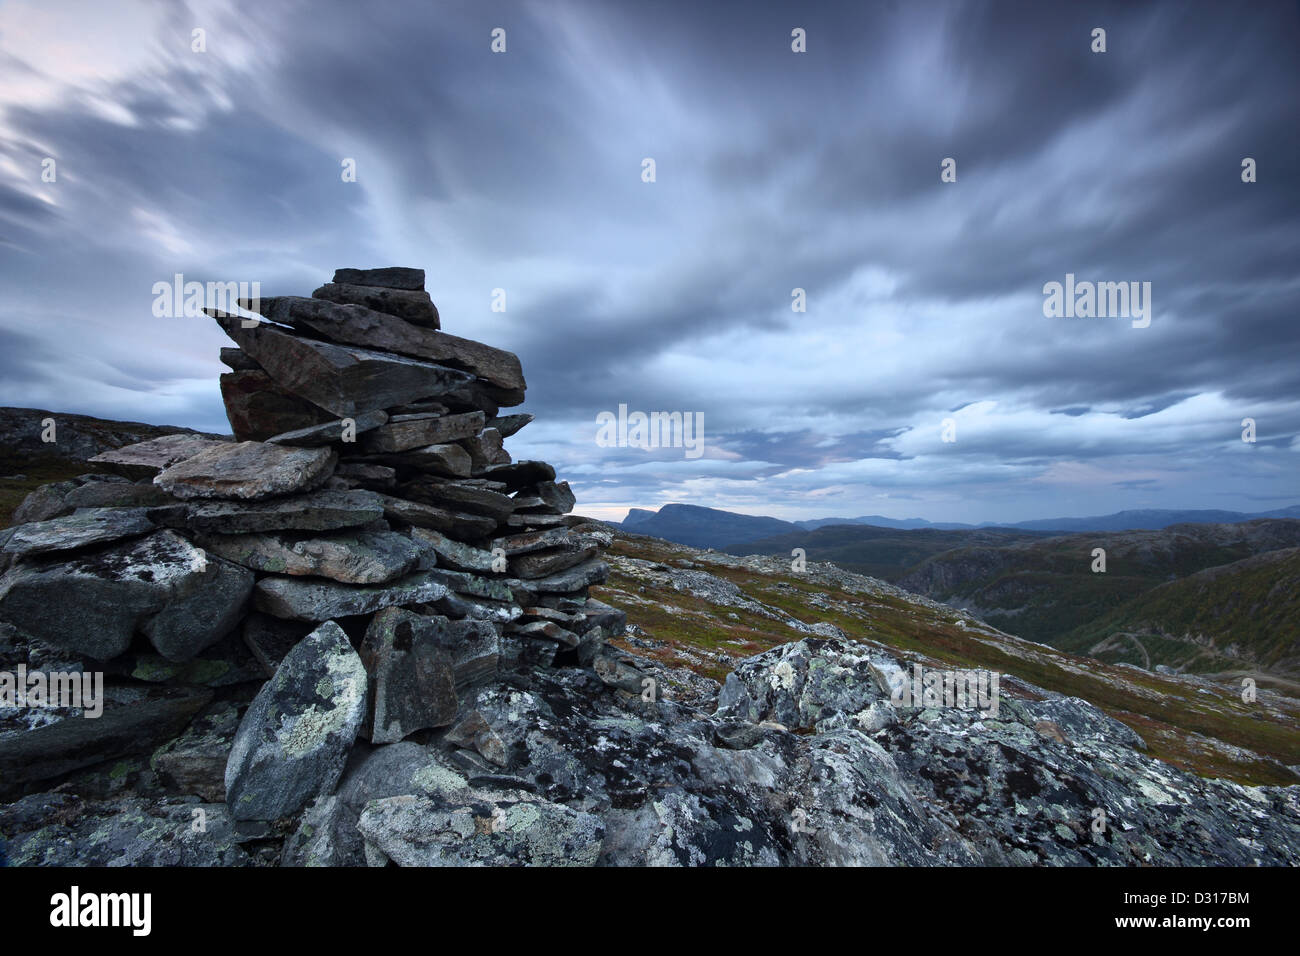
[0,266,630,838]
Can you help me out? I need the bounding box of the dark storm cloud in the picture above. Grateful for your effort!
[0,0,1296,522]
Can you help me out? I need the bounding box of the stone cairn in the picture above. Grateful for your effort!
[0,266,632,829]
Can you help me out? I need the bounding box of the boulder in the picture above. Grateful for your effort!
[0,530,253,661]
[224,621,368,821]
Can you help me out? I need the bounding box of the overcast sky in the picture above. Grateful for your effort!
[1,0,1297,524]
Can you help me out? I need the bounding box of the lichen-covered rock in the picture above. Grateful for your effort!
[224,621,368,821]
[357,792,603,867]
[0,530,253,661]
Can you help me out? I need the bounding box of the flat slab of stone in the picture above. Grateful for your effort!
[332,267,425,290]
[242,296,525,393]
[508,557,608,596]
[89,434,231,479]
[2,507,157,556]
[199,529,420,585]
[491,527,572,556]
[219,347,261,370]
[185,489,386,533]
[0,530,254,661]
[510,545,599,580]
[253,570,452,621]
[487,413,533,438]
[359,411,485,453]
[266,409,388,447]
[399,478,515,521]
[312,282,439,328]
[211,312,475,417]
[360,608,458,743]
[219,370,338,441]
[377,495,499,538]
[225,621,368,821]
[155,441,337,500]
[356,442,472,477]
[409,528,498,573]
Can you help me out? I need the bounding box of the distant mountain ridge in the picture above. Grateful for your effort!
[623,502,1300,549]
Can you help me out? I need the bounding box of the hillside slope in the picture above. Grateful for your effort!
[594,527,1300,787]
[1061,548,1300,678]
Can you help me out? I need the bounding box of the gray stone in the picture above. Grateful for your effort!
[185,489,386,533]
[399,477,515,521]
[62,480,177,510]
[312,282,439,328]
[360,608,459,743]
[155,441,336,501]
[506,556,608,595]
[225,621,368,821]
[211,312,475,417]
[409,527,498,573]
[358,442,472,477]
[459,428,510,473]
[360,411,485,453]
[508,619,580,649]
[331,266,425,290]
[531,480,576,514]
[0,530,254,661]
[0,683,213,794]
[510,545,599,580]
[89,433,231,479]
[377,494,498,538]
[487,413,533,438]
[265,409,388,447]
[218,369,337,441]
[2,508,157,556]
[150,703,242,801]
[244,296,525,393]
[357,792,603,866]
[199,529,420,584]
[253,571,451,621]
[491,527,572,556]
[483,460,556,492]
[242,612,312,677]
[219,347,261,370]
